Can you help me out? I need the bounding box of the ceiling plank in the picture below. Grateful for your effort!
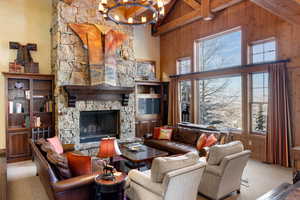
[250,0,300,26]
[153,0,244,36]
[183,0,201,10]
[125,0,172,19]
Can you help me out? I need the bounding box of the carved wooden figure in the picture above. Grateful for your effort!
[69,24,128,86]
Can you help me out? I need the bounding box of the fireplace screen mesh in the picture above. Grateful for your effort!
[80,110,120,143]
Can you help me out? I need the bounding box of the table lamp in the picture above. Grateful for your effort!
[97,137,121,180]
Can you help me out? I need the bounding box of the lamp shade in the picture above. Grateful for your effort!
[97,138,121,158]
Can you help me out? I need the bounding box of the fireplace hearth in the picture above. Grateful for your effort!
[80,110,120,143]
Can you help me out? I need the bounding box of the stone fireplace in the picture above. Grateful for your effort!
[51,0,136,154]
[80,110,120,143]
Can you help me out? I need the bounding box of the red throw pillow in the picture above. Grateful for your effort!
[153,127,161,139]
[204,134,218,147]
[66,153,92,177]
[196,134,207,150]
[47,136,64,154]
[157,128,173,140]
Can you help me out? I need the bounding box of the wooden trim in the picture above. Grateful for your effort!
[2,72,54,79]
[183,0,201,10]
[169,59,291,80]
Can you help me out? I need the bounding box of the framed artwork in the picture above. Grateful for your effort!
[136,60,156,80]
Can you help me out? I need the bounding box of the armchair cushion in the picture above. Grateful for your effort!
[128,170,164,196]
[151,152,199,183]
[208,141,244,165]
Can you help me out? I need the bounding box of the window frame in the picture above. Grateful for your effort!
[248,37,277,64]
[176,57,192,75]
[194,26,242,72]
[248,72,269,135]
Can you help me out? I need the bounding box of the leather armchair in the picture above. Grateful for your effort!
[198,141,251,200]
[125,152,206,200]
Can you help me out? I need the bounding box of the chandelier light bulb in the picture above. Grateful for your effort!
[101,0,107,5]
[114,15,120,21]
[157,0,164,8]
[160,7,165,15]
[128,17,133,23]
[141,16,147,23]
[98,3,104,12]
[123,0,128,2]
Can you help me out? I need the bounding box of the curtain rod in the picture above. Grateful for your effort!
[169,59,291,79]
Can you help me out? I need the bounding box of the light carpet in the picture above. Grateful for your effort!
[7,159,292,200]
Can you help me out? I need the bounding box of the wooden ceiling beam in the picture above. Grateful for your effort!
[153,0,244,36]
[250,0,300,26]
[183,0,201,10]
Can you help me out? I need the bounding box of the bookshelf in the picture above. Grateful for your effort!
[3,73,54,162]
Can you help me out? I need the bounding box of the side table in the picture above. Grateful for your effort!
[94,172,127,200]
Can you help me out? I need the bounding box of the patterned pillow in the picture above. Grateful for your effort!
[67,153,92,177]
[196,134,207,150]
[47,136,64,154]
[157,128,173,140]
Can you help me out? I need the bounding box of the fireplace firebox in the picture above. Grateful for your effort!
[80,110,120,143]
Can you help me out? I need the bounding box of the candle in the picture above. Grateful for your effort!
[128,17,133,24]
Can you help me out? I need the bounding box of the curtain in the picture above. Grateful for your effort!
[266,63,293,167]
[168,77,180,126]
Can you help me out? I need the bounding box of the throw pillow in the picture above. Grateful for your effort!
[204,134,218,147]
[47,152,72,179]
[157,128,173,140]
[67,152,92,177]
[196,134,207,150]
[47,136,64,154]
[153,127,161,139]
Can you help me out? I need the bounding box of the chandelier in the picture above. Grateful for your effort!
[98,0,165,25]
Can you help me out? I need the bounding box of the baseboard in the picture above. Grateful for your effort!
[0,149,6,157]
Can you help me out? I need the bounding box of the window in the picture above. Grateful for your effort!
[197,76,242,130]
[177,57,191,74]
[195,28,242,72]
[249,39,276,64]
[250,72,269,133]
[177,57,192,122]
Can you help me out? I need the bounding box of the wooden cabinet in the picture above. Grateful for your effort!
[135,81,168,138]
[3,73,54,162]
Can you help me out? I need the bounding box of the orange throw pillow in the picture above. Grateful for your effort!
[157,128,173,140]
[196,134,207,150]
[204,134,218,147]
[66,153,92,177]
[153,127,161,139]
[47,136,64,154]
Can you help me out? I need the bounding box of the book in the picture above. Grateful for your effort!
[9,101,13,114]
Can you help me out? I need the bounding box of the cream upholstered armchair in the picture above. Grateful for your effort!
[198,141,251,200]
[125,152,206,200]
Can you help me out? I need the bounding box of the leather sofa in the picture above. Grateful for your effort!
[30,140,101,200]
[144,126,230,155]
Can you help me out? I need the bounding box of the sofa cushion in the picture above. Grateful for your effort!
[144,139,197,154]
[151,152,199,183]
[172,128,199,145]
[208,141,244,165]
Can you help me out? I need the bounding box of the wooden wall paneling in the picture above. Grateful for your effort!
[160,0,300,158]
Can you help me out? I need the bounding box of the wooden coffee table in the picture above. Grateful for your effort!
[120,144,168,169]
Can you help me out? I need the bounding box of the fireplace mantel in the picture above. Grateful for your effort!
[63,85,135,107]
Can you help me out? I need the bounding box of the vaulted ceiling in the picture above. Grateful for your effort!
[61,0,300,36]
